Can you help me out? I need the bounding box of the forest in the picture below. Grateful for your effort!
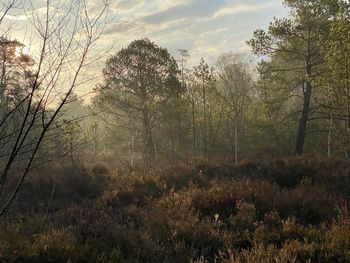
[1,0,350,262]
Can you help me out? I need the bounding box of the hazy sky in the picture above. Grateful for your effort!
[3,0,290,98]
[104,0,289,63]
[5,0,290,66]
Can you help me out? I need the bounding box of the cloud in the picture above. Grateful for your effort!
[115,0,144,11]
[213,1,280,18]
[6,0,288,101]
[0,12,27,21]
[23,0,287,68]
[97,0,287,67]
[142,0,226,25]
[0,2,66,22]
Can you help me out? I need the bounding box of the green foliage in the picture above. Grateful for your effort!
[247,0,343,156]
[94,38,182,165]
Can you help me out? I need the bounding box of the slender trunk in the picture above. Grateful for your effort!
[93,123,98,161]
[143,108,155,165]
[208,94,212,158]
[328,117,333,159]
[175,105,183,158]
[142,112,147,172]
[345,42,350,156]
[202,79,207,158]
[234,119,238,165]
[192,96,197,157]
[103,131,106,157]
[0,53,7,113]
[210,102,225,157]
[295,64,312,155]
[127,111,135,168]
[327,72,333,159]
[42,183,56,232]
[154,136,157,161]
[227,118,235,153]
[130,132,135,169]
[169,122,175,164]
[69,130,74,165]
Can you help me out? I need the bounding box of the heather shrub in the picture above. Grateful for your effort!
[91,163,111,189]
[91,163,110,178]
[276,186,338,225]
[225,210,350,263]
[0,228,76,262]
[1,157,350,262]
[158,164,209,190]
[142,188,231,262]
[193,178,285,222]
[228,200,256,250]
[6,164,111,216]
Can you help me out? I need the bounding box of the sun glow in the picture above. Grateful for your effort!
[15,46,30,57]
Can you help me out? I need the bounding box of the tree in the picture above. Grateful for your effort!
[321,1,350,157]
[0,38,33,110]
[216,53,252,164]
[248,0,339,155]
[0,38,35,157]
[192,58,217,158]
[0,0,109,217]
[96,38,182,168]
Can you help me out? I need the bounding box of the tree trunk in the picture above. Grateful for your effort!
[202,80,207,158]
[0,57,7,114]
[143,108,155,165]
[69,130,74,165]
[103,130,107,157]
[327,117,332,159]
[92,122,98,161]
[127,111,135,168]
[191,96,197,157]
[295,66,312,155]
[234,120,238,165]
[345,42,350,158]
[169,122,175,164]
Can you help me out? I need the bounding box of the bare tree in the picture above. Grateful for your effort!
[0,0,22,32]
[216,53,252,165]
[0,0,109,217]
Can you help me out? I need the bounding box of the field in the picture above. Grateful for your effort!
[0,157,350,262]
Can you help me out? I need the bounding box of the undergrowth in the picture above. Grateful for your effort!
[0,157,350,262]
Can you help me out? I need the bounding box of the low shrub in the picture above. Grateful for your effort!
[1,157,350,262]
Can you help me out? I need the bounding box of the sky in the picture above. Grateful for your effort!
[2,0,290,98]
[93,0,288,65]
[103,0,289,64]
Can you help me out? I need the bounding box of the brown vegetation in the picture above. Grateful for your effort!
[0,157,350,262]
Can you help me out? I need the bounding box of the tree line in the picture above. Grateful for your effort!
[91,40,253,169]
[2,0,350,215]
[90,0,350,167]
